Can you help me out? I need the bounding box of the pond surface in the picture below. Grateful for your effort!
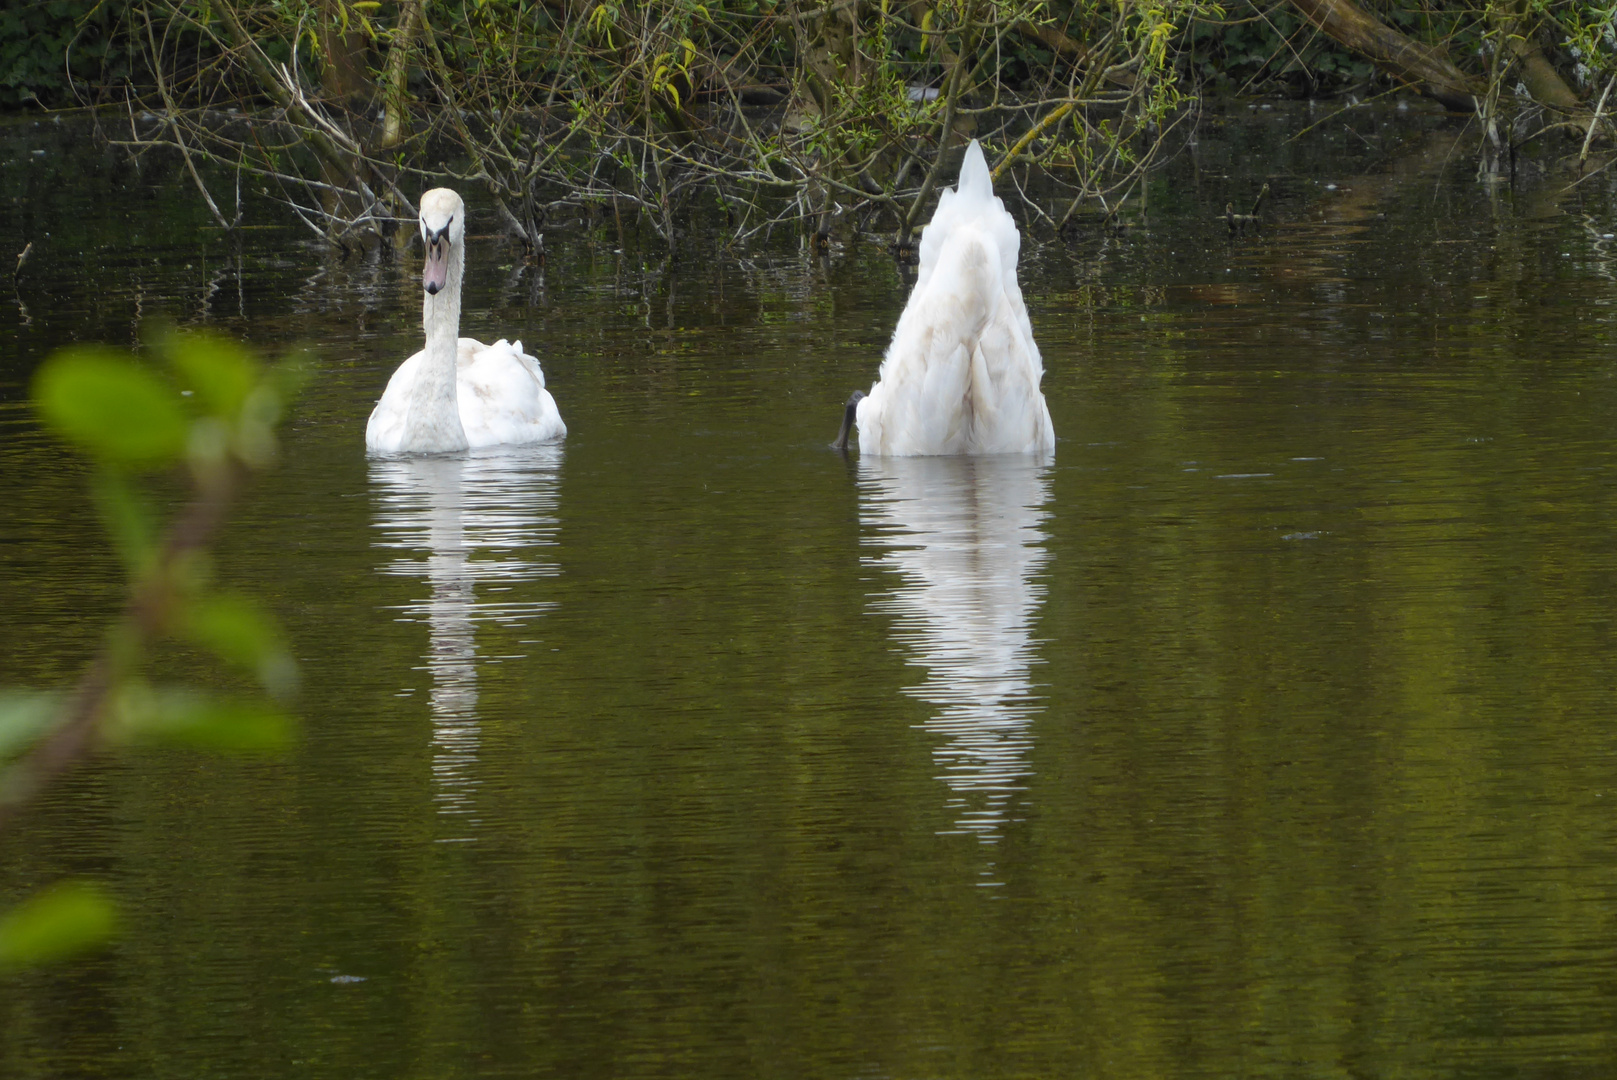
[4,103,1617,1078]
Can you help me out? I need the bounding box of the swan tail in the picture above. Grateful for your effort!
[955,139,993,203]
[861,229,1002,455]
[915,140,1020,293]
[967,302,1054,454]
[488,337,547,388]
[859,139,1054,457]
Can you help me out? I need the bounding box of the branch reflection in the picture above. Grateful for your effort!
[370,446,563,840]
[860,455,1053,850]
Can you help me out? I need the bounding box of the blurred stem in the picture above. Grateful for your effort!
[0,462,242,832]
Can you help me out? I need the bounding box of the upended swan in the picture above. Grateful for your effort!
[366,188,565,454]
[834,140,1054,456]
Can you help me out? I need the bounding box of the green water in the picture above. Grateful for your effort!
[4,105,1617,1077]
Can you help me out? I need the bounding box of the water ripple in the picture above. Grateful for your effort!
[369,445,563,839]
[859,455,1053,850]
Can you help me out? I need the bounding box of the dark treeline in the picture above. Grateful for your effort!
[4,0,1614,248]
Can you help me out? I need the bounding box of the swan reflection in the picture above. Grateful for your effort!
[370,445,563,839]
[860,455,1052,849]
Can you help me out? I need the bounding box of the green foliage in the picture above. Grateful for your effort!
[0,0,1604,126]
[34,348,192,469]
[2,330,304,974]
[1182,0,1606,98]
[0,693,61,766]
[9,0,1597,248]
[1185,2,1377,93]
[107,684,294,751]
[1547,1,1617,92]
[0,0,131,107]
[0,881,117,971]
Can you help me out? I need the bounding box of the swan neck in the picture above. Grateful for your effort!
[423,244,464,359]
[405,242,466,451]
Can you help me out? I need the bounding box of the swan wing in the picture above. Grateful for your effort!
[456,337,567,448]
[969,292,1054,455]
[860,227,1000,455]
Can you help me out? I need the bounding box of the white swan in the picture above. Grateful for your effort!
[366,188,565,454]
[834,140,1054,456]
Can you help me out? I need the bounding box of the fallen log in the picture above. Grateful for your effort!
[1495,5,1582,113]
[1286,0,1483,110]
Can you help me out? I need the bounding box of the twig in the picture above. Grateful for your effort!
[898,0,982,248]
[992,100,1075,182]
[143,6,234,232]
[1581,73,1616,167]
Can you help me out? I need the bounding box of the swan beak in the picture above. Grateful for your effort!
[423,238,450,295]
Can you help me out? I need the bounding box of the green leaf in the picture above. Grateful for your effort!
[0,691,59,765]
[115,686,294,752]
[160,329,260,420]
[32,348,188,468]
[181,594,299,697]
[90,470,157,573]
[235,352,312,469]
[0,881,117,971]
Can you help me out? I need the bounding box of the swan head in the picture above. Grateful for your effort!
[419,188,466,296]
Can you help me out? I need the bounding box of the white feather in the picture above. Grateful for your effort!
[454,337,565,447]
[855,141,1054,457]
[367,189,566,454]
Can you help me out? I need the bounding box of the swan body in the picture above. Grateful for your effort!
[845,141,1053,456]
[367,189,565,454]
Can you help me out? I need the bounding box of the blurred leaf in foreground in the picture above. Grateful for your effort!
[0,692,60,767]
[4,331,306,973]
[111,685,294,752]
[32,348,189,470]
[0,881,117,971]
[162,327,260,420]
[181,592,300,698]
